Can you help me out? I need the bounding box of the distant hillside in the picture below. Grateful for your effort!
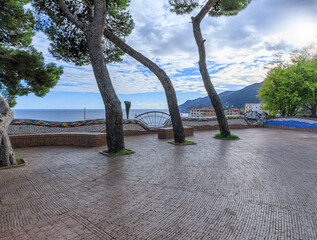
[179,82,262,112]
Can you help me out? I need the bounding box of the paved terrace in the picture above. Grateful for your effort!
[1,128,317,239]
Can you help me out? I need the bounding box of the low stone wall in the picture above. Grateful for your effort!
[9,119,147,135]
[8,116,251,148]
[263,116,317,132]
[10,132,107,148]
[181,116,250,130]
[9,116,250,136]
[158,126,194,139]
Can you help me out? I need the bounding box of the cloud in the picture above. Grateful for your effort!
[264,40,295,51]
[30,0,317,97]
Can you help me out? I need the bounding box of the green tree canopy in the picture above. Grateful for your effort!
[169,0,251,16]
[32,0,134,65]
[0,0,63,107]
[0,0,34,47]
[258,58,317,117]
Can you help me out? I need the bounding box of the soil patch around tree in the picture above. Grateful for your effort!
[0,158,27,170]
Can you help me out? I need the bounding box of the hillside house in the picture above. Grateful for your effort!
[224,108,240,115]
[189,108,216,117]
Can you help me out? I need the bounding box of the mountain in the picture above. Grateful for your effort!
[179,82,262,112]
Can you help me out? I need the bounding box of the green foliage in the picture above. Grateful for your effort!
[169,0,251,16]
[258,58,317,116]
[0,0,34,47]
[0,0,63,107]
[32,0,134,66]
[0,46,63,106]
[209,0,251,17]
[214,133,239,139]
[169,0,199,14]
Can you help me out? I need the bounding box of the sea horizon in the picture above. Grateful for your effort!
[12,108,171,122]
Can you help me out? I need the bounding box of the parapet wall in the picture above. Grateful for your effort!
[181,116,249,130]
[10,132,107,148]
[9,119,147,135]
[9,116,250,135]
[263,116,317,132]
[8,116,251,148]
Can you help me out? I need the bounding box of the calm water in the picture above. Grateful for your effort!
[12,109,170,122]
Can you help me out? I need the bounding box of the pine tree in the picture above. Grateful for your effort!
[32,0,135,153]
[0,0,63,167]
[169,0,252,137]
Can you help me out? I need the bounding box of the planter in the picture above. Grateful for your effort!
[0,159,27,170]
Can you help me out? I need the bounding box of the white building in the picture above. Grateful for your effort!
[252,104,263,114]
[224,108,240,115]
[245,103,263,114]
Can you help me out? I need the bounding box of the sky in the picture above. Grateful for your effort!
[14,0,317,109]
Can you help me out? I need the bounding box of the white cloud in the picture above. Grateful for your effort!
[31,0,317,96]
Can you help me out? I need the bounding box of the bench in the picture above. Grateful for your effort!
[157,126,194,139]
[9,132,107,148]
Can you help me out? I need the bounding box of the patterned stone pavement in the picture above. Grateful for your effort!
[1,128,317,239]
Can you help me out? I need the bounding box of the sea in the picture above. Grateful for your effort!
[12,109,171,122]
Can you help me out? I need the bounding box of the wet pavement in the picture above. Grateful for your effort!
[0,128,317,239]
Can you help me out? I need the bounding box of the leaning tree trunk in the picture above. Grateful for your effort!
[191,0,231,137]
[57,0,125,152]
[104,29,185,143]
[0,96,16,167]
[87,35,125,153]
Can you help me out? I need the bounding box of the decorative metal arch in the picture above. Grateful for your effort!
[135,111,171,129]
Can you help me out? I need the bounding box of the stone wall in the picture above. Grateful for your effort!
[8,122,146,135]
[9,116,250,135]
[9,116,251,148]
[182,118,249,130]
[9,119,147,135]
[10,132,107,148]
[181,116,250,130]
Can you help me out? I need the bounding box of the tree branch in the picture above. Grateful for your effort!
[104,29,161,73]
[194,0,217,24]
[0,55,20,63]
[304,103,315,111]
[58,0,86,31]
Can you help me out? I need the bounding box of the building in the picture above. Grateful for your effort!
[252,104,263,113]
[189,108,216,117]
[224,108,240,115]
[245,103,262,113]
[189,108,240,117]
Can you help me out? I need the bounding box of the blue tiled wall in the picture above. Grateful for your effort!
[264,119,317,129]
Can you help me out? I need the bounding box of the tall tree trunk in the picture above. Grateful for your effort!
[191,0,231,137]
[0,96,16,167]
[104,30,185,143]
[86,35,124,153]
[57,0,125,152]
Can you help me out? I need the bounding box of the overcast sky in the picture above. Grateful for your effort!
[14,0,317,109]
